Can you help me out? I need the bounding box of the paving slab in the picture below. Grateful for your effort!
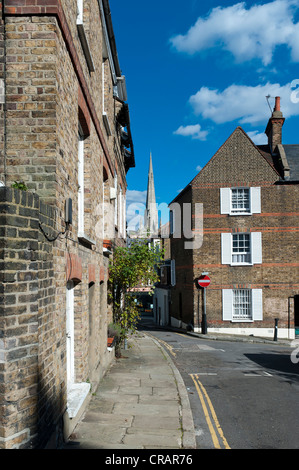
[64,331,196,450]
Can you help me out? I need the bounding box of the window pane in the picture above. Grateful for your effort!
[233,289,252,320]
[232,234,251,263]
[231,188,250,212]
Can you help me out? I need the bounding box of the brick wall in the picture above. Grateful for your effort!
[171,127,298,338]
[0,0,130,448]
[170,187,194,327]
[0,187,57,449]
[192,127,279,186]
[0,5,4,184]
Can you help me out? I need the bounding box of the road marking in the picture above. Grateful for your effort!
[148,334,176,357]
[175,332,189,338]
[243,370,273,377]
[190,374,230,450]
[195,373,218,376]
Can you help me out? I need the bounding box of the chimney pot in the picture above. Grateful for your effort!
[274,96,280,112]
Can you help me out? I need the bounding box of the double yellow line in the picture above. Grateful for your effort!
[147,333,176,357]
[190,374,230,449]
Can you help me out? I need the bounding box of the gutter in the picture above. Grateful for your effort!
[99,0,122,81]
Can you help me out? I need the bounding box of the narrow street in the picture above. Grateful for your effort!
[140,320,299,449]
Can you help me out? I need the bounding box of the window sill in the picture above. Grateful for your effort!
[230,260,252,266]
[67,382,90,419]
[78,232,96,246]
[231,319,253,323]
[229,212,252,216]
[77,21,95,73]
[103,112,112,136]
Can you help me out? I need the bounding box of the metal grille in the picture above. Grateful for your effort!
[233,289,252,320]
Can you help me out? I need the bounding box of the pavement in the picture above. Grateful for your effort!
[63,322,196,450]
[63,316,294,450]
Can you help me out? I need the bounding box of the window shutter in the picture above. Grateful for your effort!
[250,187,261,214]
[251,232,262,264]
[222,289,233,321]
[252,289,263,321]
[220,188,231,214]
[221,233,232,264]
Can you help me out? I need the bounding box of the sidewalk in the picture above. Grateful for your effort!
[64,331,196,450]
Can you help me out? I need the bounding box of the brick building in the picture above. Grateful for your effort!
[0,0,134,448]
[170,97,298,340]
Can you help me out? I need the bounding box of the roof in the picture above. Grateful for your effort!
[256,144,275,166]
[282,145,299,181]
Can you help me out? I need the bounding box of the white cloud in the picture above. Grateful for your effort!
[170,0,299,65]
[196,165,203,172]
[173,124,209,140]
[126,189,147,206]
[247,130,268,145]
[189,82,299,124]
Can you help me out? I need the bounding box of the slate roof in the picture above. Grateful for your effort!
[283,145,299,181]
[256,144,278,173]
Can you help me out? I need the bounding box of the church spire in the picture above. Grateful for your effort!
[145,152,159,237]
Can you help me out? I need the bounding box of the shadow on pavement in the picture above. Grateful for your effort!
[245,352,299,382]
[137,315,166,332]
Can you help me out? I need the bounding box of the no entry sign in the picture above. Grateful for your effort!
[197,275,211,288]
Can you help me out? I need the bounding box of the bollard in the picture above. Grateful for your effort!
[274,318,278,341]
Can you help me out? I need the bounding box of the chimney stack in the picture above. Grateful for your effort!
[265,96,285,154]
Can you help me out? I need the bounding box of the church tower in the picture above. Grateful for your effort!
[144,153,159,237]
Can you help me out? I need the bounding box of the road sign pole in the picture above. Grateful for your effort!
[202,287,207,334]
[197,274,210,334]
[197,290,200,330]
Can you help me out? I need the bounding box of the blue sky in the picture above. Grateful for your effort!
[109,0,299,227]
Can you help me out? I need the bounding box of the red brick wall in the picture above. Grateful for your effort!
[171,127,298,336]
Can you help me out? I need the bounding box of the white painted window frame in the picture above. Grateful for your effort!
[66,280,91,419]
[66,281,75,387]
[232,233,251,264]
[220,187,261,216]
[77,0,83,24]
[222,288,263,322]
[114,173,118,227]
[78,126,85,237]
[221,232,262,266]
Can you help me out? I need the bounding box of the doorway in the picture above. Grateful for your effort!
[88,282,96,374]
[66,281,75,387]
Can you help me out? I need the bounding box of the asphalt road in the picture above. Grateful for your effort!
[141,324,299,449]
